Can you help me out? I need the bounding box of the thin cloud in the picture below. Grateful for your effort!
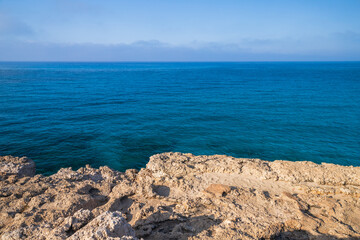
[1,35,360,62]
[0,13,34,38]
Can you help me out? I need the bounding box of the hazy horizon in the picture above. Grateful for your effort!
[1,60,360,63]
[1,0,360,61]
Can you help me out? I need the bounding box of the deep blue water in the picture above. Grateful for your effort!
[0,62,359,175]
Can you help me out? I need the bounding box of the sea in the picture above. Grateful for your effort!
[0,62,359,175]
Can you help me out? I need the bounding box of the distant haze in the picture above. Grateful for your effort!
[1,0,360,61]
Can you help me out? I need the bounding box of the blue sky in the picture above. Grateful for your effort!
[0,0,360,61]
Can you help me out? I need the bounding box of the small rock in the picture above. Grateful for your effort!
[68,211,138,240]
[204,184,231,197]
[0,156,36,179]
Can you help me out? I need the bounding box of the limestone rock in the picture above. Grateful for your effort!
[68,211,138,240]
[0,152,360,239]
[204,184,231,197]
[0,156,35,179]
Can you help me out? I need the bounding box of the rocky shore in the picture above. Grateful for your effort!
[1,152,360,239]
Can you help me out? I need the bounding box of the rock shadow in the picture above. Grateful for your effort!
[272,230,360,240]
[134,211,221,240]
[106,196,134,222]
[152,185,170,197]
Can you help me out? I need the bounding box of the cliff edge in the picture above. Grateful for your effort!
[1,153,360,239]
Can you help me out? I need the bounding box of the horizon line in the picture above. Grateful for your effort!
[1,60,360,63]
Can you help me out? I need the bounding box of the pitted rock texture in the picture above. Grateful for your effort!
[0,156,35,179]
[1,153,360,239]
[68,211,137,240]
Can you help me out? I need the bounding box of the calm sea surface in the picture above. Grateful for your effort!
[0,62,359,175]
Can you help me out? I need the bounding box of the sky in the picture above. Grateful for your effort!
[0,0,360,61]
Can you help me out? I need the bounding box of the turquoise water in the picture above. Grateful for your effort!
[0,62,359,175]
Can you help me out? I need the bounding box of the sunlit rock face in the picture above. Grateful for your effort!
[1,153,360,239]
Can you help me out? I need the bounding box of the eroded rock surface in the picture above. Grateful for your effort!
[68,211,137,240]
[1,153,360,239]
[0,156,35,179]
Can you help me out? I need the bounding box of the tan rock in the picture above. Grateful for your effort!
[204,184,231,197]
[0,152,360,239]
[68,211,138,240]
[0,156,35,179]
